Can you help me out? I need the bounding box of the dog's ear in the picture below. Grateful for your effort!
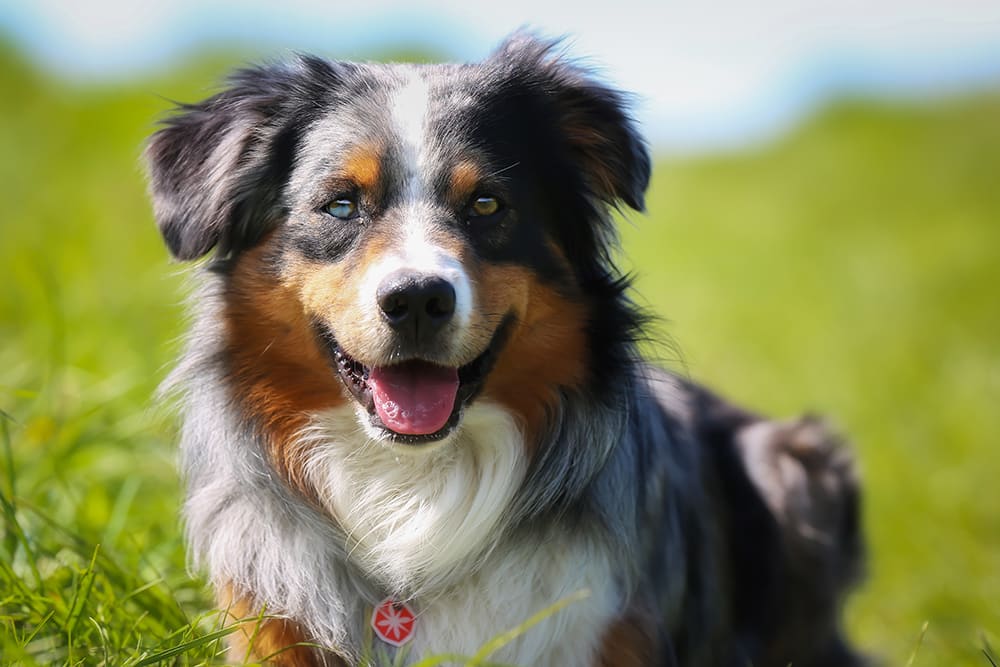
[492,33,652,211]
[144,58,337,261]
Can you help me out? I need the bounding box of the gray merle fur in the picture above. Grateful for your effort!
[146,32,866,666]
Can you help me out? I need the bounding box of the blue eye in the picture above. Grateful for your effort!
[324,197,358,220]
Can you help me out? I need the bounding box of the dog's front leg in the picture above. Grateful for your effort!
[220,585,346,666]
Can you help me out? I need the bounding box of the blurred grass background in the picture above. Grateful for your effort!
[1,38,998,664]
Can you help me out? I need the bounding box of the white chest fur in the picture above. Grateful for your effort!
[301,401,622,665]
[303,402,528,593]
[398,532,620,667]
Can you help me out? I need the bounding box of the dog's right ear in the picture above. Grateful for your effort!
[145,58,337,261]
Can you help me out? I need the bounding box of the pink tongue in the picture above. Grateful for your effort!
[368,362,460,436]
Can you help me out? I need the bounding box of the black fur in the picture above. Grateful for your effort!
[147,32,865,667]
[146,57,348,261]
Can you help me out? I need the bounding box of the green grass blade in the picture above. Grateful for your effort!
[905,620,929,667]
[64,545,100,639]
[0,485,43,590]
[406,589,589,667]
[983,637,998,667]
[20,608,56,647]
[132,625,239,666]
[465,588,589,667]
[1,410,14,500]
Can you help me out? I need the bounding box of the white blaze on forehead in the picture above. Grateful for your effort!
[390,72,433,201]
[365,73,472,339]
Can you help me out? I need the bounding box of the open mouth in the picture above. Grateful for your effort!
[314,316,513,444]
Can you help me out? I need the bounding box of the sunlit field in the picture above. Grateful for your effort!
[2,42,998,664]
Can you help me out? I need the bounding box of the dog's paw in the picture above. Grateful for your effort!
[737,415,863,585]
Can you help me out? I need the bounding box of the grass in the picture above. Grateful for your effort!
[1,41,999,664]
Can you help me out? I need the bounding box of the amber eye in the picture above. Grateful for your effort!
[324,197,358,220]
[467,195,502,219]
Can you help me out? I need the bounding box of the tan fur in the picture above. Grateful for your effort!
[285,257,358,324]
[225,240,348,497]
[282,229,399,364]
[448,161,483,205]
[341,145,383,194]
[477,265,588,448]
[220,585,338,666]
[596,614,658,667]
[563,120,622,202]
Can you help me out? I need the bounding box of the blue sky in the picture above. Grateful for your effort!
[3,0,1000,152]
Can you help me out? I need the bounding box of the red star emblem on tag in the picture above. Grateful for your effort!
[371,597,416,647]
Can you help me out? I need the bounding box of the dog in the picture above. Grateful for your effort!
[145,33,865,666]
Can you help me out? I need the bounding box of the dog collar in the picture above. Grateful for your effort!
[371,597,416,647]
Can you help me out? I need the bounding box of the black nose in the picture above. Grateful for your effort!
[377,272,456,343]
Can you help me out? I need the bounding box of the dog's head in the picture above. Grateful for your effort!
[147,34,649,447]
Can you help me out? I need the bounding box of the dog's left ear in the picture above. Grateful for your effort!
[494,34,652,211]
